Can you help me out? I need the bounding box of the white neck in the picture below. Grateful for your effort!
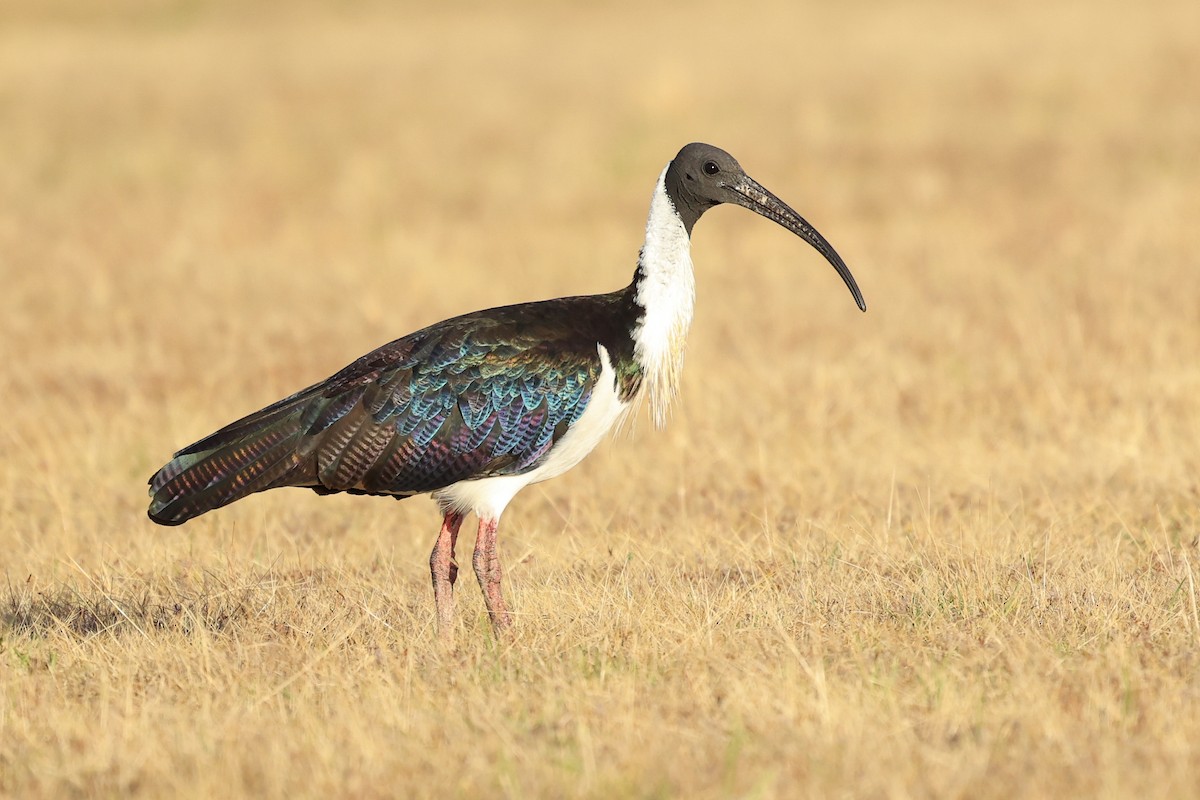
[633,167,696,428]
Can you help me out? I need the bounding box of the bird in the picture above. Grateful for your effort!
[147,142,865,641]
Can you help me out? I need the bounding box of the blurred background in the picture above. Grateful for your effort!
[2,1,1200,796]
[3,0,1197,563]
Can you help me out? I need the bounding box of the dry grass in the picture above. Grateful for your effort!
[3,0,1200,797]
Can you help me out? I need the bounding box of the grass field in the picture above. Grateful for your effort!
[3,0,1200,797]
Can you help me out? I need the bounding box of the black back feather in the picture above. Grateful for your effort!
[148,286,644,525]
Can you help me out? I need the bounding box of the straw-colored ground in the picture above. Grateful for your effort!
[3,1,1199,797]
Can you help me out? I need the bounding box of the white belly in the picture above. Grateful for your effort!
[433,344,630,520]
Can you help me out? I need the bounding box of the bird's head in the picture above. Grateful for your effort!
[664,142,866,312]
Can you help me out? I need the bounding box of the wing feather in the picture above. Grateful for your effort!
[147,295,626,526]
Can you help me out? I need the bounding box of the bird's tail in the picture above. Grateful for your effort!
[147,387,322,526]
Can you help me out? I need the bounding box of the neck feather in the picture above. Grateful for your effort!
[633,167,696,428]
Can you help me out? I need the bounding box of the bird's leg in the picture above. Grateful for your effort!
[430,510,464,642]
[472,516,512,634]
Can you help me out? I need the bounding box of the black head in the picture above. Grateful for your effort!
[663,142,866,312]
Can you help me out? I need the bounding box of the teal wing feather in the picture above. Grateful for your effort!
[147,293,639,526]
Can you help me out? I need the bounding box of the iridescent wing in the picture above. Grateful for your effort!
[148,299,621,525]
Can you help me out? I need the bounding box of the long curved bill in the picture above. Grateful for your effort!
[731,175,866,312]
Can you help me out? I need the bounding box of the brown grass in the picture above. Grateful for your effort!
[3,0,1200,797]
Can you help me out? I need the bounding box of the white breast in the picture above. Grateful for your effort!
[433,344,630,521]
[632,167,695,428]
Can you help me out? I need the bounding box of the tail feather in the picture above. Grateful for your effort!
[149,427,309,525]
[148,391,319,525]
[149,421,297,498]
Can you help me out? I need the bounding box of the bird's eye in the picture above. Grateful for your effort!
[703,161,720,176]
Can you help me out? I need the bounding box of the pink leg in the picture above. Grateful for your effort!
[430,511,464,642]
[472,517,512,634]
